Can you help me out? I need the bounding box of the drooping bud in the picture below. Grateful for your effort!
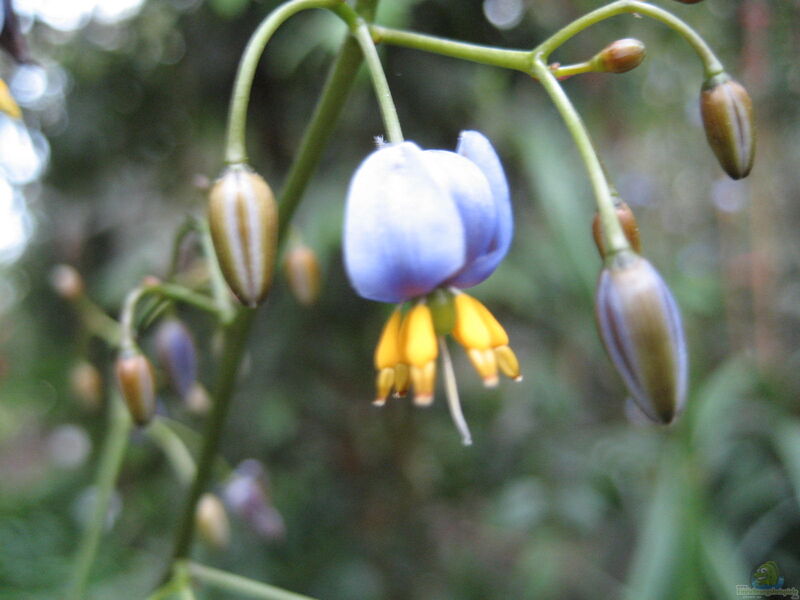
[69,360,103,410]
[595,252,688,424]
[155,318,197,398]
[592,201,641,258]
[115,349,157,426]
[223,459,286,541]
[50,265,84,300]
[592,39,646,74]
[283,243,321,306]
[208,164,278,307]
[700,73,755,179]
[196,493,231,550]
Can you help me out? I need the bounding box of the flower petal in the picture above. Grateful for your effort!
[423,149,495,268]
[344,142,465,303]
[448,130,513,288]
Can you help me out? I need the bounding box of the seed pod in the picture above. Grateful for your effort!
[50,265,84,300]
[284,243,321,306]
[115,350,157,426]
[155,318,197,398]
[208,164,278,307]
[592,39,646,74]
[196,493,231,550]
[595,252,688,424]
[592,201,641,258]
[69,360,103,410]
[700,74,755,179]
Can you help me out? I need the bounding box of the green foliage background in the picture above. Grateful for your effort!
[1,0,799,598]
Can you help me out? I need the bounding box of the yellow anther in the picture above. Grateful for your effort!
[393,363,409,398]
[374,368,395,406]
[374,309,403,370]
[452,293,492,350]
[466,347,499,387]
[410,361,436,405]
[400,303,438,367]
[470,296,510,347]
[494,345,522,382]
[0,79,21,119]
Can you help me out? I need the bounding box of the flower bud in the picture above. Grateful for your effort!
[196,493,230,550]
[115,350,157,426]
[223,459,286,541]
[284,243,321,306]
[155,318,197,398]
[185,382,211,414]
[700,74,755,179]
[50,265,84,300]
[595,253,688,424]
[592,39,646,74]
[69,360,103,410]
[592,201,641,258]
[208,164,278,307]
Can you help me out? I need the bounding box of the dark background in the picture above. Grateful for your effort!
[1,0,799,598]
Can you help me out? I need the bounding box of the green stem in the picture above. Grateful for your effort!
[167,217,200,280]
[552,61,595,79]
[65,394,132,600]
[148,418,197,486]
[185,561,317,600]
[198,218,236,322]
[76,296,121,347]
[351,18,403,142]
[531,57,629,256]
[533,0,723,78]
[166,308,254,568]
[276,0,381,242]
[370,25,531,73]
[225,0,360,164]
[147,283,221,318]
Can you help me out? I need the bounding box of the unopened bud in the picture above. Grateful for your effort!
[592,38,646,74]
[115,350,157,426]
[592,201,641,258]
[595,253,688,424]
[69,360,103,410]
[155,318,197,398]
[208,164,278,307]
[224,460,286,541]
[185,383,211,414]
[700,74,755,180]
[196,493,230,550]
[50,265,84,300]
[284,243,321,306]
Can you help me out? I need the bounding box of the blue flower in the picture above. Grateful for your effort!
[344,130,512,303]
[343,131,520,409]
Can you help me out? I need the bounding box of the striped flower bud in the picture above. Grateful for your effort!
[196,493,231,550]
[284,243,321,306]
[155,318,197,398]
[208,164,278,307]
[700,74,755,180]
[115,350,157,426]
[592,39,646,74]
[595,252,688,424]
[592,200,641,258]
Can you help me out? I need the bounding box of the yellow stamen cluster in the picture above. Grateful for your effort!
[372,292,521,406]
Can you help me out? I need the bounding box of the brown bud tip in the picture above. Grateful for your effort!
[592,201,641,258]
[593,38,646,74]
[700,74,756,179]
[208,164,278,307]
[50,265,84,300]
[595,253,688,424]
[69,360,103,410]
[115,351,157,426]
[284,243,321,306]
[196,493,231,550]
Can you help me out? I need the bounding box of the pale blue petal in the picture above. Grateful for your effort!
[448,130,513,288]
[343,142,465,303]
[422,149,495,268]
